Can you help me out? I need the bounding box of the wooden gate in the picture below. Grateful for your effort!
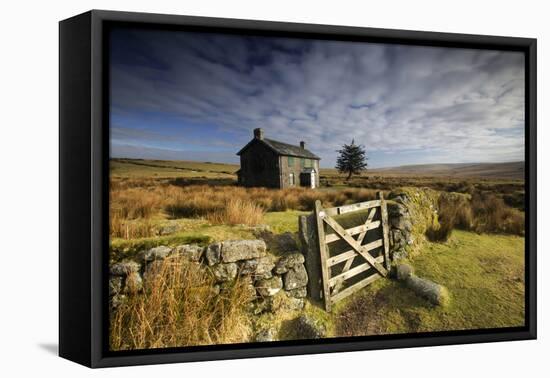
[315,192,391,311]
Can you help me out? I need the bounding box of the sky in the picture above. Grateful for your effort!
[109,28,525,168]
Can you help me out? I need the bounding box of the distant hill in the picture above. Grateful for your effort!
[368,162,524,180]
[111,158,525,181]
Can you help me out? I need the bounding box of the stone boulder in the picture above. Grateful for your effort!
[286,287,307,298]
[391,216,413,232]
[205,243,222,266]
[123,272,143,294]
[212,263,238,282]
[110,260,140,276]
[109,276,123,296]
[294,315,326,339]
[142,260,165,286]
[110,294,127,310]
[255,276,283,297]
[255,328,277,342]
[239,256,274,279]
[138,246,172,263]
[394,263,414,281]
[280,296,305,312]
[174,244,204,262]
[405,275,450,307]
[283,264,308,290]
[221,240,266,263]
[254,291,304,313]
[274,253,305,274]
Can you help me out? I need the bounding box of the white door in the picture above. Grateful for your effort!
[311,172,316,188]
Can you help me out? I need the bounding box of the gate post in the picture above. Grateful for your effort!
[378,191,391,270]
[299,214,323,303]
[314,200,332,312]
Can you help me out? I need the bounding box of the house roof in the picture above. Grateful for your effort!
[237,137,321,160]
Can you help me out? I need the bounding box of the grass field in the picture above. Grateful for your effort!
[333,230,525,336]
[109,158,525,347]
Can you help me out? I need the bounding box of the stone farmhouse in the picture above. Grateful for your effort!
[236,128,321,189]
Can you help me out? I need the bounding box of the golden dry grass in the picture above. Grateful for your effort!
[427,192,524,241]
[206,199,265,226]
[110,257,254,350]
[109,182,379,238]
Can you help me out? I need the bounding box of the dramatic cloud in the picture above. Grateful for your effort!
[110,28,525,168]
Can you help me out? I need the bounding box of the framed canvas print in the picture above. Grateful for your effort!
[59,10,537,368]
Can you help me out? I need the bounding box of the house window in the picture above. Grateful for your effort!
[289,173,295,186]
[304,159,312,168]
[288,156,294,167]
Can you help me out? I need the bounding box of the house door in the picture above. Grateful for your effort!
[311,171,316,188]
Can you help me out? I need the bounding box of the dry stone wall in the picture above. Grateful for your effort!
[109,239,309,314]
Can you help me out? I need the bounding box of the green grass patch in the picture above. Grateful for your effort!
[264,210,309,233]
[332,230,525,335]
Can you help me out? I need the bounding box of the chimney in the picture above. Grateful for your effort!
[254,128,264,140]
[300,141,305,149]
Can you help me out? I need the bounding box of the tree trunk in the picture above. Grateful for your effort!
[346,171,352,181]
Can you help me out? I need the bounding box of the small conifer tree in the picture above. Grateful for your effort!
[335,139,368,181]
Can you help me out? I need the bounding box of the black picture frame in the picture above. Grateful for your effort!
[59,9,537,368]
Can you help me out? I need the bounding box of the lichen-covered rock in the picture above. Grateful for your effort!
[405,275,450,306]
[391,216,413,232]
[286,287,307,298]
[281,296,305,311]
[274,253,305,274]
[255,276,283,297]
[110,294,127,310]
[255,291,303,313]
[255,328,277,342]
[394,263,414,281]
[109,276,123,296]
[110,260,140,276]
[283,264,308,290]
[174,244,204,262]
[239,256,274,279]
[205,243,222,266]
[294,315,326,339]
[142,260,164,286]
[211,263,238,282]
[123,272,143,294]
[221,240,266,263]
[138,246,172,263]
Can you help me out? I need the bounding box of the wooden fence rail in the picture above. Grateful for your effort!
[313,192,391,312]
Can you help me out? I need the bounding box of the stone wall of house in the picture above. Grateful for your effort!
[109,239,308,314]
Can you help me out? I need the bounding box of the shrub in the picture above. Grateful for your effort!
[110,257,253,350]
[426,193,472,242]
[471,193,524,235]
[207,199,265,226]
